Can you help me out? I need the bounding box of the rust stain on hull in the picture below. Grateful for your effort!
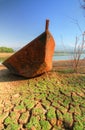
[3,20,55,78]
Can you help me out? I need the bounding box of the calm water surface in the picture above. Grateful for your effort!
[53,54,85,61]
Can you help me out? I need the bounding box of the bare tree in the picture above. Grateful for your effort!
[73,31,85,72]
[79,0,85,9]
[82,0,85,9]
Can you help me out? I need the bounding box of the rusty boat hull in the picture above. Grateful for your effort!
[3,20,55,78]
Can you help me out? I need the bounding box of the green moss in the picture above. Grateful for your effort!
[47,93,56,102]
[24,99,35,109]
[73,114,84,129]
[14,103,26,112]
[47,107,56,121]
[40,120,51,130]
[32,107,45,116]
[10,112,18,123]
[73,122,84,130]
[74,105,81,115]
[63,98,70,108]
[5,123,20,130]
[52,101,59,108]
[52,125,64,130]
[69,105,75,113]
[58,104,67,114]
[37,81,47,88]
[42,99,50,110]
[63,113,73,128]
[80,107,85,115]
[2,71,85,130]
[4,117,13,125]
[57,110,63,121]
[39,93,47,99]
[0,112,8,122]
[26,116,41,130]
[19,111,28,124]
[20,113,27,120]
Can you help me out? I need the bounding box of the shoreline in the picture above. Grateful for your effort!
[0,58,85,64]
[0,52,14,57]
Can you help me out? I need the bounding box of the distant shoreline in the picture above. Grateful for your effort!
[0,52,85,65]
[0,52,14,58]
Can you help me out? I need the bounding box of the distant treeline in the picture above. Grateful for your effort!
[54,50,85,56]
[0,47,14,53]
[54,51,72,56]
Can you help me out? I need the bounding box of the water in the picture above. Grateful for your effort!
[53,54,85,61]
[53,55,71,61]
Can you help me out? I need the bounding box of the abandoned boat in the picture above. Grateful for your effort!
[3,20,55,78]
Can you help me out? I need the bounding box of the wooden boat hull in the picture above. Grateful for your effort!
[3,20,55,78]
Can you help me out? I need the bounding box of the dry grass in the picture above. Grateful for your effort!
[53,59,85,73]
[0,53,14,58]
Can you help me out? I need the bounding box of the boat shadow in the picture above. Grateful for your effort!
[0,68,26,82]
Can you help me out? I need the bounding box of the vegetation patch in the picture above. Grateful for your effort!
[0,47,14,53]
[0,64,85,129]
[40,120,51,130]
[26,116,41,129]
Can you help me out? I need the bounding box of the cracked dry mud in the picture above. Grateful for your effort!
[0,66,85,130]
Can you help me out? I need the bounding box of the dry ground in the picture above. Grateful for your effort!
[0,53,14,58]
[0,60,85,129]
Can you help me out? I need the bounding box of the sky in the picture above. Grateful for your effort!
[0,0,85,51]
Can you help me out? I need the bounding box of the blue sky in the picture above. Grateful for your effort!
[0,0,85,50]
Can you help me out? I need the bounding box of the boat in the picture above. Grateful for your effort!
[3,20,55,78]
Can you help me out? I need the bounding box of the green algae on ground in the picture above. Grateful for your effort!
[0,72,85,129]
[26,116,41,130]
[39,120,51,130]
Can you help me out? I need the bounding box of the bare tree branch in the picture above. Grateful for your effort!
[66,16,82,33]
[73,32,85,72]
[79,0,85,9]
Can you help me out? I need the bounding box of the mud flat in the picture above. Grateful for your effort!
[0,60,85,129]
